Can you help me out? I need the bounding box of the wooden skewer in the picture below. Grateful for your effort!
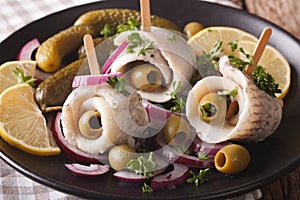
[83,34,100,75]
[245,27,272,75]
[140,0,151,31]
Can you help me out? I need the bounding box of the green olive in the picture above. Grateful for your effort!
[162,115,191,146]
[183,22,204,39]
[214,144,250,174]
[198,93,227,124]
[108,144,137,171]
[78,110,102,139]
[129,64,163,92]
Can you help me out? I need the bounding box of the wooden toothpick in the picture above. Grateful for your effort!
[83,34,100,75]
[140,0,151,31]
[245,27,272,75]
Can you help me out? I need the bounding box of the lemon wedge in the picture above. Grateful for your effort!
[188,26,258,56]
[0,83,60,155]
[235,40,291,99]
[0,60,36,94]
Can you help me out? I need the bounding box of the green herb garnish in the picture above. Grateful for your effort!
[197,151,208,160]
[199,103,216,118]
[12,68,36,87]
[142,183,153,194]
[252,65,281,97]
[218,87,238,98]
[126,32,154,56]
[228,41,238,52]
[127,152,156,177]
[107,76,130,96]
[100,24,114,38]
[228,47,254,71]
[168,81,185,113]
[168,34,177,42]
[117,18,140,33]
[174,146,191,155]
[186,168,210,186]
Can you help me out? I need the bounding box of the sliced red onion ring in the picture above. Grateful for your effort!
[65,163,109,176]
[72,72,122,88]
[189,135,231,156]
[142,100,187,130]
[34,68,52,81]
[52,112,107,164]
[101,41,128,74]
[154,133,215,168]
[151,163,190,190]
[17,38,40,60]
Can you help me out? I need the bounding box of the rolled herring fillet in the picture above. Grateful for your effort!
[186,56,283,143]
[61,84,149,154]
[109,27,196,103]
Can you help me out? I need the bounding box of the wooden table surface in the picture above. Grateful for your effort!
[238,0,300,199]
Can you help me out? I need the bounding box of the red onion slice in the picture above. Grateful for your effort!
[72,72,122,88]
[52,112,107,164]
[142,100,187,130]
[17,38,40,60]
[151,164,190,190]
[101,41,128,74]
[65,163,109,176]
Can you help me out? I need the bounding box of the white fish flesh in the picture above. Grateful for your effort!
[186,56,283,143]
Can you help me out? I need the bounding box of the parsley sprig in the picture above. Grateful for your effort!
[100,24,114,38]
[168,81,185,113]
[197,151,209,160]
[252,66,281,97]
[117,18,140,33]
[218,87,238,98]
[127,152,156,178]
[107,76,130,96]
[126,32,154,56]
[186,168,210,186]
[12,68,36,87]
[142,183,153,194]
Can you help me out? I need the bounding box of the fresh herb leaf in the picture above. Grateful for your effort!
[107,76,130,96]
[199,103,216,118]
[186,168,210,186]
[126,33,154,56]
[168,81,185,113]
[168,34,177,42]
[174,146,191,155]
[228,47,254,71]
[127,152,156,177]
[252,66,281,97]
[100,24,114,38]
[228,41,238,52]
[12,68,36,87]
[198,151,208,160]
[209,40,223,62]
[117,18,140,33]
[142,183,153,194]
[218,87,238,98]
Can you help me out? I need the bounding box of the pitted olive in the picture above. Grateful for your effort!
[129,64,163,92]
[214,144,250,174]
[78,110,102,139]
[198,93,227,124]
[183,22,204,39]
[108,144,138,171]
[162,115,191,146]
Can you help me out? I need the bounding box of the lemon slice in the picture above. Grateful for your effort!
[0,84,60,155]
[188,26,258,56]
[235,40,291,99]
[0,60,36,94]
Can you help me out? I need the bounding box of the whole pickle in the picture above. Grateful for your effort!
[36,24,99,73]
[36,9,180,73]
[74,8,180,31]
[35,59,89,111]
